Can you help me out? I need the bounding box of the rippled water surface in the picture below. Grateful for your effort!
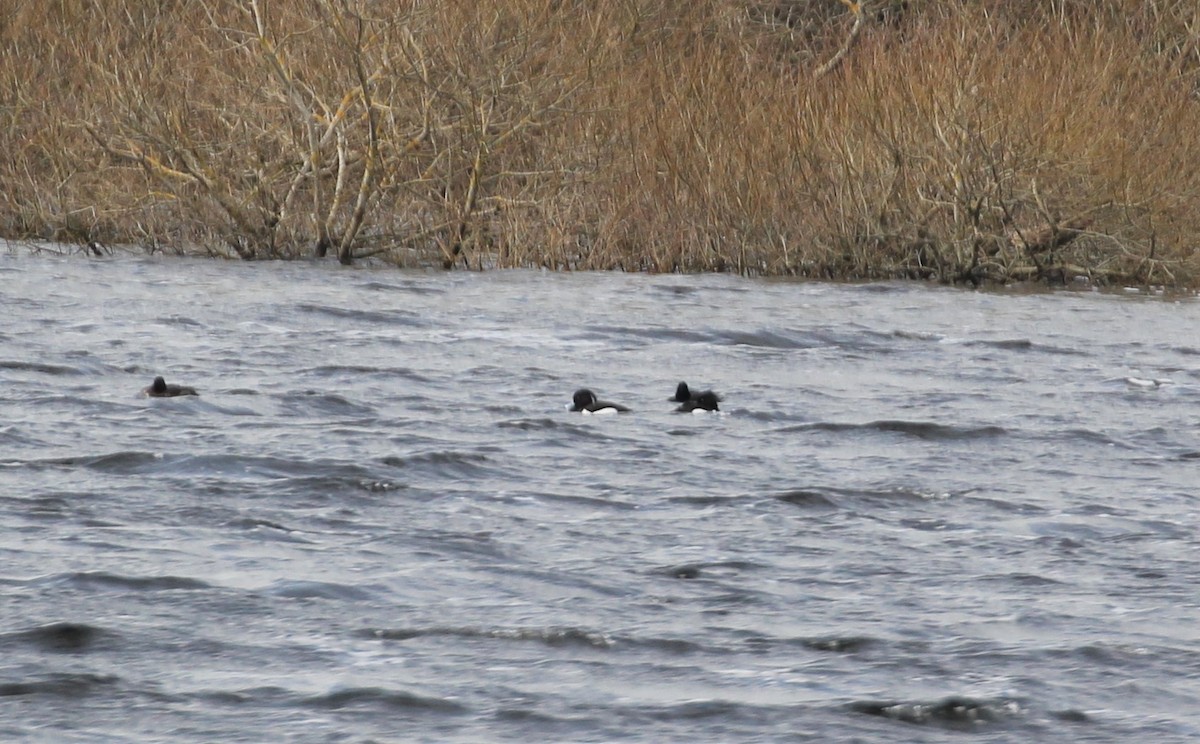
[2,253,1200,742]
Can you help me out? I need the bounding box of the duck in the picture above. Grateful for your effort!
[570,389,629,414]
[676,390,720,413]
[671,381,722,409]
[144,376,198,398]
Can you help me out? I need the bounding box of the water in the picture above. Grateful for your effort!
[2,252,1199,742]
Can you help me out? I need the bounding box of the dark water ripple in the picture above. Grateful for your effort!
[776,419,1009,440]
[0,359,87,375]
[1,254,1200,742]
[0,672,121,698]
[0,622,109,652]
[30,571,214,592]
[848,696,1023,729]
[294,301,424,326]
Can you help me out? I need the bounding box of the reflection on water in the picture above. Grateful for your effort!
[2,252,1200,742]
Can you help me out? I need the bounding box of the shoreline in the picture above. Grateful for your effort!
[6,238,1192,297]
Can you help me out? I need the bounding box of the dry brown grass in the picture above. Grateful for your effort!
[2,0,1199,284]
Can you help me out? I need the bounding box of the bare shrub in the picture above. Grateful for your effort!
[2,0,1199,285]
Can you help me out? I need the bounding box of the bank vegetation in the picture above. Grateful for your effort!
[2,0,1199,286]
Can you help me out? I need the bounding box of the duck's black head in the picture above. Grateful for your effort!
[151,377,167,394]
[571,389,598,411]
[673,382,692,402]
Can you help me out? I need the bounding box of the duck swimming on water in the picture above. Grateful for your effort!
[144,376,198,397]
[671,382,721,411]
[676,390,720,412]
[569,389,629,414]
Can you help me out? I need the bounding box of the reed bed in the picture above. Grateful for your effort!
[2,0,1198,285]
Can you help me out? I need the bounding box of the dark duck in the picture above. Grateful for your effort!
[144,376,198,398]
[672,382,721,412]
[570,389,629,414]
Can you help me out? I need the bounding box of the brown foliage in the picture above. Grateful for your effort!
[2,0,1199,285]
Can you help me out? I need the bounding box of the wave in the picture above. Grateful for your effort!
[633,698,749,721]
[261,580,378,601]
[192,685,292,706]
[295,302,423,326]
[221,518,317,543]
[664,493,753,507]
[0,360,86,375]
[0,673,119,698]
[579,324,886,352]
[510,490,642,511]
[1046,427,1128,448]
[496,417,563,431]
[848,696,1020,729]
[31,571,212,592]
[773,489,840,510]
[1049,641,1178,668]
[222,517,294,532]
[0,622,108,652]
[714,329,821,349]
[154,314,204,328]
[676,487,945,511]
[370,624,709,655]
[650,282,703,296]
[797,635,878,653]
[497,418,636,444]
[0,425,49,447]
[19,450,163,474]
[15,451,382,483]
[359,280,445,295]
[362,624,876,659]
[881,327,1100,363]
[977,571,1064,586]
[296,364,430,382]
[360,625,614,649]
[776,420,1007,441]
[582,325,713,345]
[966,337,1035,350]
[302,686,467,712]
[773,485,951,509]
[891,329,945,342]
[380,450,496,479]
[277,390,377,417]
[654,560,765,581]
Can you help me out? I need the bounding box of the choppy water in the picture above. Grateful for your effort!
[2,252,1199,742]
